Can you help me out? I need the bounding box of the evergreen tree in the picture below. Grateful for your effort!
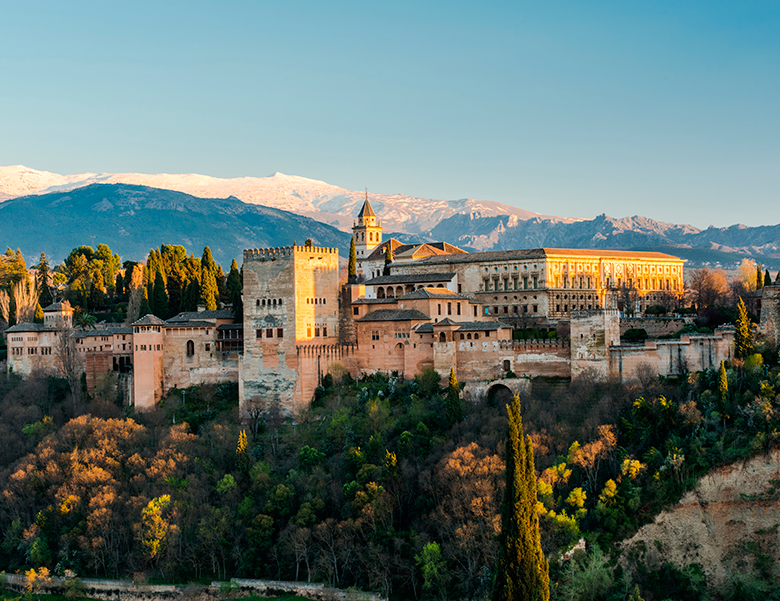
[201,246,217,275]
[776,269,780,283]
[88,270,106,311]
[33,303,44,324]
[182,279,200,312]
[348,237,357,283]
[226,259,242,299]
[756,265,763,290]
[216,264,229,305]
[200,266,219,310]
[36,253,54,307]
[383,243,393,276]
[232,289,243,323]
[734,296,753,358]
[139,287,151,318]
[493,393,549,601]
[764,269,772,287]
[167,266,185,317]
[445,367,463,426]
[718,360,728,409]
[152,271,170,320]
[115,273,125,297]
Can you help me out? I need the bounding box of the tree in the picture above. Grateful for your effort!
[226,259,242,299]
[152,271,170,320]
[348,237,357,283]
[445,367,463,426]
[734,297,753,358]
[764,269,772,288]
[56,327,81,407]
[13,279,38,323]
[383,243,393,276]
[493,393,549,601]
[75,312,97,330]
[33,303,44,324]
[688,267,728,309]
[718,360,728,409]
[200,267,219,311]
[756,264,764,290]
[36,252,54,308]
[139,287,152,319]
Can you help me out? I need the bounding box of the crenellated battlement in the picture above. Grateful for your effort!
[243,244,339,261]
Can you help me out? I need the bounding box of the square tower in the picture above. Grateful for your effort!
[352,195,383,273]
[240,243,340,414]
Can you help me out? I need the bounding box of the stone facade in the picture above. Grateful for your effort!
[759,285,780,347]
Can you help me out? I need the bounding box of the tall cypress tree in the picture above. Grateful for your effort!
[36,253,54,308]
[139,287,151,318]
[152,271,170,320]
[445,367,463,426]
[493,393,549,601]
[764,269,772,288]
[226,259,242,299]
[348,237,357,283]
[756,265,763,290]
[734,296,753,358]
[383,243,393,276]
[200,266,219,310]
[718,360,728,410]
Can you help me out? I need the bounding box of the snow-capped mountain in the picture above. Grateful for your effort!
[0,165,575,234]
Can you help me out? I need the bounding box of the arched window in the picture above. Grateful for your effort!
[272,299,277,306]
[279,299,283,305]
[186,340,194,356]
[439,332,446,343]
[256,299,260,307]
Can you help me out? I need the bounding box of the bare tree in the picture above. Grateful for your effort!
[56,327,82,407]
[13,279,39,323]
[0,290,10,324]
[618,284,639,316]
[688,267,728,309]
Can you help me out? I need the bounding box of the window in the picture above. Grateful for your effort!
[256,329,262,339]
[353,307,359,315]
[447,302,452,315]
[474,333,480,340]
[371,330,380,341]
[439,332,446,343]
[266,328,274,338]
[205,343,210,351]
[438,304,441,315]
[503,360,511,371]
[186,340,194,356]
[457,303,461,316]
[322,327,327,337]
[277,328,283,338]
[315,327,320,337]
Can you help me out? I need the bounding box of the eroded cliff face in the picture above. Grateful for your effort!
[621,450,780,590]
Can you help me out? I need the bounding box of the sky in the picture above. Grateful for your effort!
[1,1,778,228]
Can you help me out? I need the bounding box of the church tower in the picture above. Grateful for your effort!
[352,193,383,262]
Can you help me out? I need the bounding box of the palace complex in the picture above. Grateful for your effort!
[6,197,774,416]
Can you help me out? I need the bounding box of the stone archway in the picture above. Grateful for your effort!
[486,383,514,408]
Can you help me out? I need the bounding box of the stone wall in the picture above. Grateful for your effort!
[620,316,693,338]
[570,310,620,378]
[163,326,238,391]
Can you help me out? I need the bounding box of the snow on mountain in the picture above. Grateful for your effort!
[0,166,576,234]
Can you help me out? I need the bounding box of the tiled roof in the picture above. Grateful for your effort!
[356,309,430,322]
[5,323,51,333]
[398,288,476,301]
[454,321,509,331]
[217,323,244,330]
[42,301,70,312]
[165,320,215,328]
[168,310,234,322]
[132,314,167,326]
[363,272,456,285]
[353,298,398,305]
[366,240,467,262]
[357,198,377,218]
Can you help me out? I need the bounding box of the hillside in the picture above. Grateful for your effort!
[0,183,350,265]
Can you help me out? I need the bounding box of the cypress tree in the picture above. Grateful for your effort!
[200,266,219,310]
[152,271,170,320]
[201,246,217,274]
[764,269,772,287]
[383,243,393,276]
[226,259,242,298]
[139,287,151,318]
[33,303,44,324]
[167,266,184,316]
[182,279,201,312]
[445,367,463,426]
[115,273,125,298]
[348,237,357,283]
[37,253,54,307]
[756,265,763,290]
[493,393,549,601]
[734,296,753,358]
[232,289,243,323]
[718,360,728,409]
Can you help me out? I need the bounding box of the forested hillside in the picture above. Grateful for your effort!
[1,336,779,600]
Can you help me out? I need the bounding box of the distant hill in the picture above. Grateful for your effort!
[0,184,351,265]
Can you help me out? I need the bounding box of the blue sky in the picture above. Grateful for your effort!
[1,1,778,228]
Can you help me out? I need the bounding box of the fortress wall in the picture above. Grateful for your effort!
[163,327,238,391]
[620,317,692,338]
[759,285,780,347]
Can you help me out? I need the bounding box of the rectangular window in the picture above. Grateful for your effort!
[447,303,452,315]
[315,327,320,337]
[277,328,284,338]
[353,307,359,315]
[205,343,210,351]
[266,328,274,338]
[371,330,380,341]
[457,303,461,316]
[533,277,538,289]
[323,326,327,337]
[438,304,441,316]
[256,329,262,339]
[457,284,462,293]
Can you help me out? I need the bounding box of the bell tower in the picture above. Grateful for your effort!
[352,191,382,262]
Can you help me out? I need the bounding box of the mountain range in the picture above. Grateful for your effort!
[1,165,778,268]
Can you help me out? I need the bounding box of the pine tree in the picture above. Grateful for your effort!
[36,253,54,308]
[445,367,463,426]
[756,265,763,290]
[152,271,170,320]
[383,243,393,276]
[734,296,753,358]
[764,269,772,287]
[718,360,728,409]
[33,303,44,324]
[348,237,357,283]
[493,393,549,601]
[201,246,217,274]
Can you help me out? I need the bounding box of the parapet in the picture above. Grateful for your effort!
[243,244,339,261]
